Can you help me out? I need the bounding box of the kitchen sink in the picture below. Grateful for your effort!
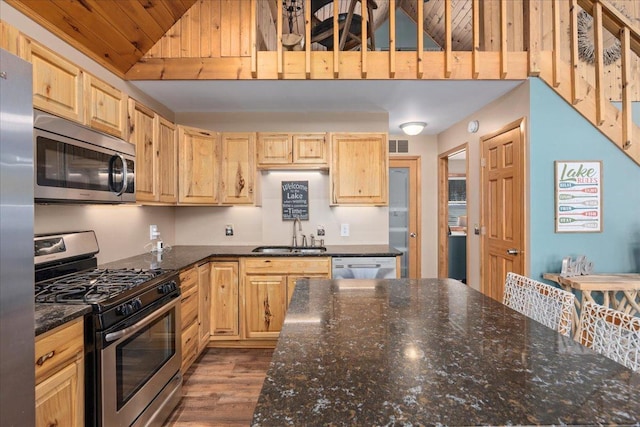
[251,246,327,254]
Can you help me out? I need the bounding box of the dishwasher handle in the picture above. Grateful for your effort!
[346,264,382,269]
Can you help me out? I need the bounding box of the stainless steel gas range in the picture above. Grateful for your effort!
[34,231,182,427]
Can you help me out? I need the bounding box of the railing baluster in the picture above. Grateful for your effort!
[552,0,561,87]
[333,0,339,78]
[277,0,283,78]
[251,0,257,78]
[362,0,368,78]
[500,0,507,78]
[472,0,480,78]
[417,0,424,78]
[305,0,311,79]
[593,2,604,125]
[621,27,632,150]
[444,0,452,78]
[389,0,396,78]
[569,0,578,103]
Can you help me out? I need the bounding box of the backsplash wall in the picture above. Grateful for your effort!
[35,205,176,265]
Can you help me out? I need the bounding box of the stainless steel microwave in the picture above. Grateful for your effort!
[33,110,135,203]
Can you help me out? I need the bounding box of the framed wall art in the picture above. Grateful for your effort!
[555,161,602,233]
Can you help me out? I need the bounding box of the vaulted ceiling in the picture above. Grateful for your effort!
[5,0,198,77]
[6,0,473,77]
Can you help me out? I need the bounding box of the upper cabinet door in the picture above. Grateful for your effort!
[220,132,255,205]
[292,133,328,167]
[178,125,219,205]
[24,39,83,123]
[157,116,178,204]
[83,73,128,139]
[128,99,157,203]
[330,133,388,206]
[256,133,292,167]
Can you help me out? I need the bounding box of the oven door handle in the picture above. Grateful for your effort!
[105,297,178,343]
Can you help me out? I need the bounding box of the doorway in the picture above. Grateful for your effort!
[438,144,469,282]
[389,156,421,278]
[480,118,526,300]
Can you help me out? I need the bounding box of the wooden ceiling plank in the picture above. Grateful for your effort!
[7,0,133,74]
[240,0,252,57]
[83,0,156,54]
[135,0,179,32]
[180,4,194,58]
[210,0,222,58]
[199,0,212,58]
[115,0,167,42]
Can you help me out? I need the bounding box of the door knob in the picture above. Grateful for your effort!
[506,248,520,255]
[410,233,417,238]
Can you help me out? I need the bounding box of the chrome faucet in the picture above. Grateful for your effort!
[292,217,302,247]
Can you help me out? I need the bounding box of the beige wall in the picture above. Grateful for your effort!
[35,205,176,265]
[437,81,530,290]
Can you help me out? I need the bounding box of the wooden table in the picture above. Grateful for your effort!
[252,278,640,426]
[543,273,640,336]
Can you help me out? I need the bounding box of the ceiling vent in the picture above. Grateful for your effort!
[389,139,409,153]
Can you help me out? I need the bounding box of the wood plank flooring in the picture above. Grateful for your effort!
[164,348,273,427]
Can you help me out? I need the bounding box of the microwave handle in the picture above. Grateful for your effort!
[109,153,129,196]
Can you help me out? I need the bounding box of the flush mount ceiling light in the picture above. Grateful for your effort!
[399,122,427,136]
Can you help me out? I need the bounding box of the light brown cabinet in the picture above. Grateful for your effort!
[178,125,219,205]
[35,317,84,427]
[1,20,22,55]
[84,73,128,139]
[23,38,83,123]
[197,262,211,352]
[210,261,240,340]
[257,132,328,169]
[241,257,331,340]
[179,266,199,373]
[330,132,388,206]
[157,116,178,203]
[220,132,256,205]
[129,99,157,202]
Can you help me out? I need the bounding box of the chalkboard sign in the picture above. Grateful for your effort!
[282,181,309,220]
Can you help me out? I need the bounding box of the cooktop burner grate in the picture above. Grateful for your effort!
[35,268,168,304]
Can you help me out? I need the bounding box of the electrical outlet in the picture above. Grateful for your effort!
[225,224,234,236]
[317,225,325,236]
[149,225,158,240]
[340,223,349,237]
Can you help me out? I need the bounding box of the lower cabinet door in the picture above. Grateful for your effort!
[244,275,287,339]
[210,262,240,339]
[35,361,82,427]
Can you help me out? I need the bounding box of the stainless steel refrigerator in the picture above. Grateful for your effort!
[0,48,35,426]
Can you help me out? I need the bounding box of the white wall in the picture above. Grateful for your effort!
[437,81,530,289]
[35,205,176,264]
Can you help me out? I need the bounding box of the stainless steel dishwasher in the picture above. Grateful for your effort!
[331,257,397,279]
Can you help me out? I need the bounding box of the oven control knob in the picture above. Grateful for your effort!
[158,281,177,295]
[132,297,142,311]
[116,303,132,316]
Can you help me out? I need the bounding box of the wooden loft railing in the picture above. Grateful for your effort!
[529,0,640,166]
[128,0,530,80]
[530,0,640,165]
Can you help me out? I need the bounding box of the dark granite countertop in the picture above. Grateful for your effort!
[252,278,640,426]
[100,245,401,271]
[35,304,91,336]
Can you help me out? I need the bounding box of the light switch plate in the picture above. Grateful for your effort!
[340,223,349,237]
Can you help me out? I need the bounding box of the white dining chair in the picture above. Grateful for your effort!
[503,272,575,337]
[577,301,640,371]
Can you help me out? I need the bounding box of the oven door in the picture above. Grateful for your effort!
[101,296,181,427]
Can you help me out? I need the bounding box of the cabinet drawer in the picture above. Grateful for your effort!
[181,320,199,372]
[35,318,84,383]
[179,266,198,292]
[243,257,331,275]
[180,284,198,328]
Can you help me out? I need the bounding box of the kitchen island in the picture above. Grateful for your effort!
[252,278,640,426]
